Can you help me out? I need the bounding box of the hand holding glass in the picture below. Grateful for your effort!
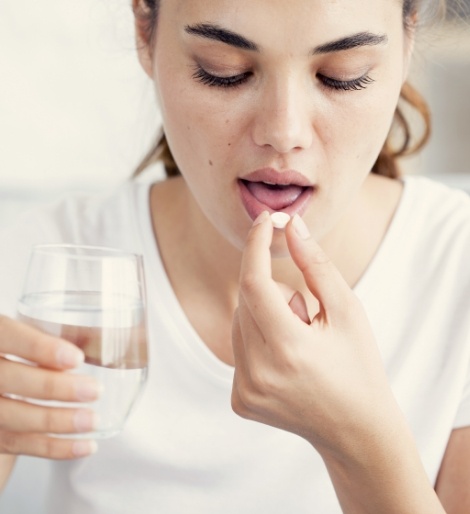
[17,245,149,439]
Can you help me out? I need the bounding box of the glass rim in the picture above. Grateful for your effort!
[31,244,143,261]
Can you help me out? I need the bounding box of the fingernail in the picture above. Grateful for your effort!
[75,379,103,402]
[57,344,84,368]
[253,211,270,226]
[292,214,311,240]
[72,440,98,457]
[74,410,99,432]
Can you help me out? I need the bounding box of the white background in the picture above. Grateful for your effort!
[0,1,469,512]
[1,1,159,512]
[0,0,159,193]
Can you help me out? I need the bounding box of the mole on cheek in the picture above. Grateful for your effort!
[209,160,213,166]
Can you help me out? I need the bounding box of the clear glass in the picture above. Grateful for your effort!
[17,244,149,439]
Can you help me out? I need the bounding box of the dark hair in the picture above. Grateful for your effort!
[133,0,447,180]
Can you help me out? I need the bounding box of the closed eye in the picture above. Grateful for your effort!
[317,73,375,92]
[191,65,374,93]
[192,65,252,89]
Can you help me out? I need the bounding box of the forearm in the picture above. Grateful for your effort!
[319,418,446,514]
[0,455,17,493]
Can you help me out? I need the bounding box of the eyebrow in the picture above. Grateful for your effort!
[185,23,259,51]
[312,32,388,55]
[185,23,388,55]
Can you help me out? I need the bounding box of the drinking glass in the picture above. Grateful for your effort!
[17,244,149,439]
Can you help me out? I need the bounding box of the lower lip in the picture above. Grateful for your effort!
[238,180,314,222]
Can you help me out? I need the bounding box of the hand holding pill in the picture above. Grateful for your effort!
[232,211,398,460]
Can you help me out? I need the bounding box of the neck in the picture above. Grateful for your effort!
[150,176,243,313]
[149,173,403,364]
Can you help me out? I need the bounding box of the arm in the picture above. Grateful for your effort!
[232,212,446,513]
[435,426,470,514]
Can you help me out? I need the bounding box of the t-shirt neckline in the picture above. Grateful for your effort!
[135,176,414,382]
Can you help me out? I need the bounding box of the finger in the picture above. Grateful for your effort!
[285,215,355,319]
[0,357,101,402]
[0,396,98,434]
[0,315,84,370]
[0,431,97,459]
[239,213,300,341]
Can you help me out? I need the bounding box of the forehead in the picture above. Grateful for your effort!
[169,0,402,44]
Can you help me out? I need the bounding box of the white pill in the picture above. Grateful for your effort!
[270,212,291,229]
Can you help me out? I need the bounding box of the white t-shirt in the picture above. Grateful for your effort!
[1,175,469,514]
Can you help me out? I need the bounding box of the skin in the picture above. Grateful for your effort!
[139,1,470,512]
[142,0,408,255]
[0,0,469,512]
[140,0,408,361]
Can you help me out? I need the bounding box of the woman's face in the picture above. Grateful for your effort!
[138,0,412,253]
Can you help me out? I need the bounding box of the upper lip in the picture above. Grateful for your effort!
[240,168,313,187]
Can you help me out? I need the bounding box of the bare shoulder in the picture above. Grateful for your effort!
[435,426,470,513]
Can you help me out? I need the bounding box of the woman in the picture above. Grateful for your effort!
[0,0,469,512]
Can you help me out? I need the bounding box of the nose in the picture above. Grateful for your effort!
[251,75,314,153]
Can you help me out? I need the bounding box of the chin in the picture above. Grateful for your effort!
[269,233,292,260]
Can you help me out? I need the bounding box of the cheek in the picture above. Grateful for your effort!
[158,81,247,172]
[326,83,401,171]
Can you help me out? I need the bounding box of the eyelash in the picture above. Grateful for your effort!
[192,66,251,89]
[191,65,375,92]
[317,74,375,91]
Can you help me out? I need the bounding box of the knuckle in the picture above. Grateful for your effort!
[312,249,331,265]
[28,332,54,362]
[250,367,279,397]
[231,389,252,419]
[240,272,261,295]
[249,367,268,393]
[233,383,250,407]
[41,409,63,433]
[299,249,331,274]
[40,374,61,400]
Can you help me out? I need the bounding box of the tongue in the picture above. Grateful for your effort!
[244,181,305,210]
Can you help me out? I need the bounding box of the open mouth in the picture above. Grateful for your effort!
[238,178,314,221]
[241,180,308,210]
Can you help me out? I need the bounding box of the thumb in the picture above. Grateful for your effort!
[285,214,354,319]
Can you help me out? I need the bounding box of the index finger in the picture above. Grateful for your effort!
[285,215,358,321]
[239,213,300,341]
[0,315,84,370]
